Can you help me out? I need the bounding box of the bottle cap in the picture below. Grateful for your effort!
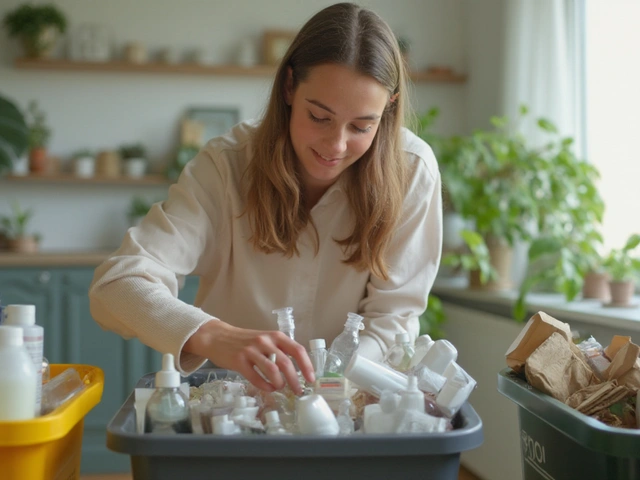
[4,305,36,326]
[309,338,326,350]
[395,332,410,344]
[415,334,434,347]
[155,353,180,388]
[0,325,24,347]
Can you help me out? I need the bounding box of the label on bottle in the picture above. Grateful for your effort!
[22,334,43,415]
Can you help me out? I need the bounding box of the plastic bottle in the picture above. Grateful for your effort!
[336,399,354,435]
[324,313,365,377]
[309,338,327,377]
[264,410,290,435]
[408,334,434,369]
[0,325,37,420]
[383,332,415,372]
[144,353,192,434]
[4,304,44,415]
[273,307,295,340]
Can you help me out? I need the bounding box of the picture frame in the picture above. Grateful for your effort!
[183,107,239,146]
[262,30,297,66]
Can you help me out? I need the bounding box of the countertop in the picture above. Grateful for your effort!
[0,250,113,267]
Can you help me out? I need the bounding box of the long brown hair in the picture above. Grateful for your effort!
[245,2,409,280]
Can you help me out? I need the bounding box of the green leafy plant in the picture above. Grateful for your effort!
[3,3,67,57]
[602,234,640,282]
[119,143,147,160]
[26,100,51,149]
[419,294,447,339]
[71,148,94,159]
[127,195,156,220]
[166,144,199,181]
[0,93,28,174]
[442,230,498,286]
[0,201,40,240]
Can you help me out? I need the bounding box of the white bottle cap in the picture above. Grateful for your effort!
[395,332,410,344]
[0,325,24,346]
[309,338,326,350]
[265,410,280,426]
[4,305,36,326]
[155,353,180,388]
[415,334,434,347]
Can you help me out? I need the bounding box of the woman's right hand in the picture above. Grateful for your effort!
[183,320,315,394]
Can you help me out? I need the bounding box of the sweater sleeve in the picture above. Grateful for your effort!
[89,148,227,374]
[357,144,443,362]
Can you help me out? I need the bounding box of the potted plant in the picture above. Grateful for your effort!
[601,234,640,307]
[419,294,447,339]
[25,100,51,173]
[0,93,28,175]
[0,201,41,253]
[119,143,147,178]
[442,230,499,289]
[3,3,67,58]
[71,148,96,178]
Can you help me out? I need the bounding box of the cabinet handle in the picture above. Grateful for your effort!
[38,271,51,284]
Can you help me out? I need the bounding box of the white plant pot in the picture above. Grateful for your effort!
[11,155,29,176]
[74,156,96,178]
[124,158,147,178]
[442,212,470,251]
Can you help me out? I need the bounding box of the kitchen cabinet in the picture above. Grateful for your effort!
[0,266,200,474]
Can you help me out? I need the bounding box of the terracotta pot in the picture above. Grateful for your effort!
[582,272,610,302]
[8,236,39,254]
[469,236,513,291]
[608,280,635,306]
[29,147,48,173]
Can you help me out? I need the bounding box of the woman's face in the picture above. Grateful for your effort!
[285,63,390,200]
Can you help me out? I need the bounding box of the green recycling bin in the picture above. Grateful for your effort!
[498,368,640,480]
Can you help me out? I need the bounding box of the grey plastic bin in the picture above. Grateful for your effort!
[498,368,640,480]
[107,369,483,480]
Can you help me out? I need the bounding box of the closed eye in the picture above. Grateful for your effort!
[351,124,372,134]
[308,111,329,123]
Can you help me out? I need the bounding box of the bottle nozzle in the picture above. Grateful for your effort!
[345,312,364,330]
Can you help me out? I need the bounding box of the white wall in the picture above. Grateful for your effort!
[0,0,505,251]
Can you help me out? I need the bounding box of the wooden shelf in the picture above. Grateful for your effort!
[14,58,467,83]
[3,173,171,186]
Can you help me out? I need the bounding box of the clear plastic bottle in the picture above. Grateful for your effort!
[273,307,295,340]
[408,334,434,369]
[0,325,37,421]
[264,410,290,435]
[144,353,192,434]
[383,332,415,373]
[324,313,365,377]
[4,304,44,415]
[308,338,327,378]
[337,399,354,435]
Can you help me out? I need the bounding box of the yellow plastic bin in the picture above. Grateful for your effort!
[0,364,104,480]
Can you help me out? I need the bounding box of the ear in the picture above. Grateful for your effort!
[283,66,294,105]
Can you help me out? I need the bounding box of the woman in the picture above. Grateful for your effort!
[89,2,442,395]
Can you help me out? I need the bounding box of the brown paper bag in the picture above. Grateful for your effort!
[525,332,597,402]
[565,380,633,416]
[604,338,640,389]
[506,311,573,373]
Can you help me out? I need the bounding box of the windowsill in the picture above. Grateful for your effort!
[431,276,640,333]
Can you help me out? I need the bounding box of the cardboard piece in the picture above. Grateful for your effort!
[605,339,640,389]
[506,311,573,373]
[525,332,597,402]
[565,380,633,416]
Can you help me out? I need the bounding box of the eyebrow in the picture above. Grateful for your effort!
[305,99,381,121]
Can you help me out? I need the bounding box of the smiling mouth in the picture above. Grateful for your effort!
[313,149,343,165]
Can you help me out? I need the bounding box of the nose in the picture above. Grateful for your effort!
[323,125,347,157]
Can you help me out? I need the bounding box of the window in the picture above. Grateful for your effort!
[585,1,640,251]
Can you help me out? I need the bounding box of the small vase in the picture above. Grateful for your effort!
[29,147,48,173]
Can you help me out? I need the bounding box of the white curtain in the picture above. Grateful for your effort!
[501,0,585,156]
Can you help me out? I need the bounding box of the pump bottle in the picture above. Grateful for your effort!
[144,353,192,434]
[324,313,364,377]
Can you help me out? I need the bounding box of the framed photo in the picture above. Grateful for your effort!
[262,30,297,66]
[184,107,239,146]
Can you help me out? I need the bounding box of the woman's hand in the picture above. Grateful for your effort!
[183,320,315,394]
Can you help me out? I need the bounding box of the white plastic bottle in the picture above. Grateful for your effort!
[4,304,44,415]
[308,338,327,377]
[408,334,434,369]
[383,332,415,372]
[0,325,37,420]
[324,313,365,377]
[273,307,295,340]
[144,353,192,434]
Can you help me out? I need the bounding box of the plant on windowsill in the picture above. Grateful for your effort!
[419,294,447,340]
[600,234,640,307]
[0,93,28,176]
[2,3,67,58]
[0,201,41,253]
